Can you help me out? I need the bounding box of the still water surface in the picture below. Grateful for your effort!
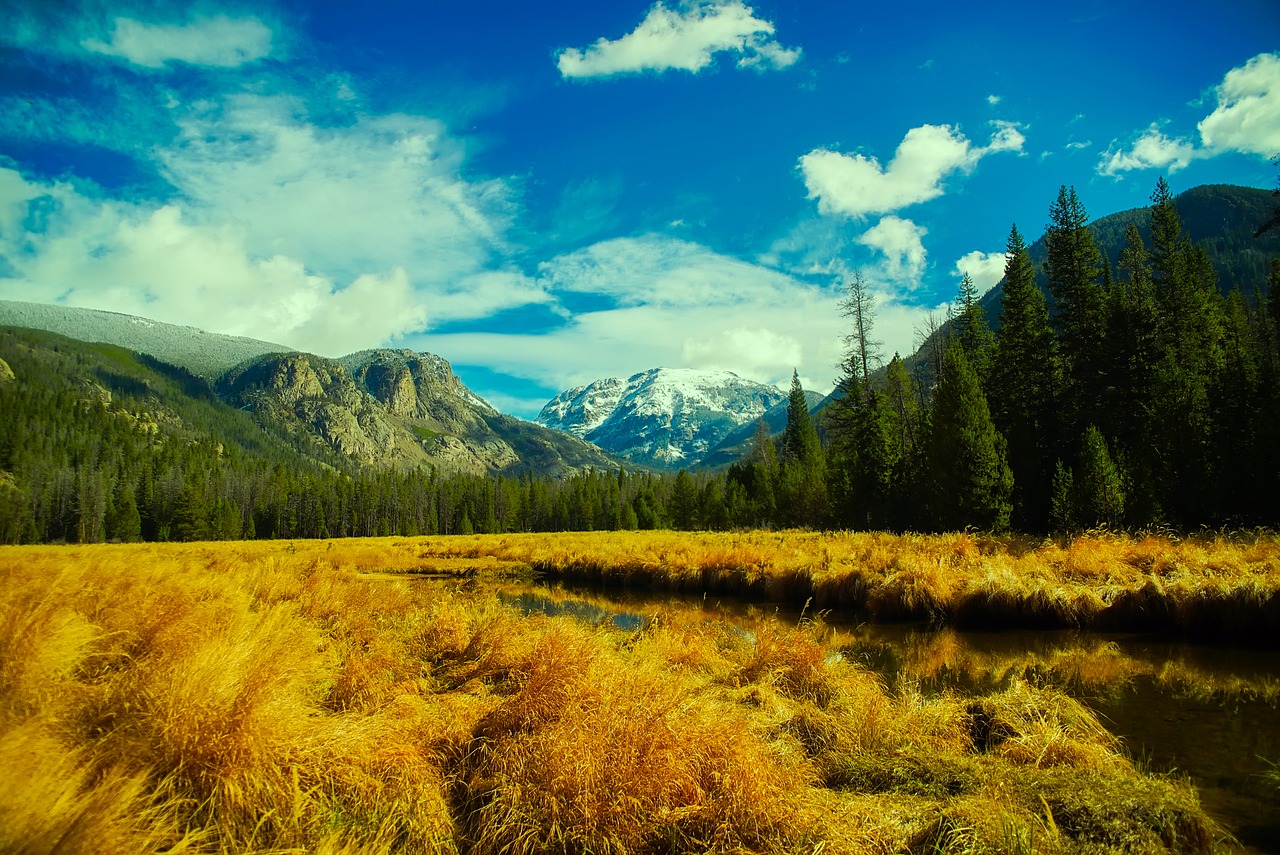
[461,577,1280,852]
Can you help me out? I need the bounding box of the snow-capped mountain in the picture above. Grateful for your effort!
[535,368,787,469]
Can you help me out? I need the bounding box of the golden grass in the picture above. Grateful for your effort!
[400,529,1280,643]
[0,538,1229,854]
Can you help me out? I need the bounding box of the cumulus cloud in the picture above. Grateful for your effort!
[953,250,1005,295]
[1197,52,1280,157]
[1100,52,1279,176]
[799,121,1025,219]
[82,15,273,68]
[537,234,803,309]
[857,216,928,285]
[0,174,428,355]
[1098,124,1199,176]
[556,1,800,79]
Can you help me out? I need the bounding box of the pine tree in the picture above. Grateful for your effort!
[953,272,995,387]
[1075,426,1126,529]
[923,342,1013,531]
[670,469,699,530]
[1146,179,1225,525]
[989,224,1059,531]
[1044,186,1106,440]
[779,371,827,527]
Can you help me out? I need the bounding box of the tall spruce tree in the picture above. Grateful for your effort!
[1146,179,1224,525]
[779,371,827,527]
[953,272,995,387]
[990,224,1059,531]
[1044,186,1106,441]
[923,342,1013,531]
[1075,426,1126,529]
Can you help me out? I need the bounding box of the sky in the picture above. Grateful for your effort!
[1,1,1278,419]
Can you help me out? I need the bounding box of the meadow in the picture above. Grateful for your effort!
[1,532,1268,853]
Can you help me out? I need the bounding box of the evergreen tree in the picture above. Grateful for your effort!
[1044,185,1106,440]
[1075,426,1126,529]
[1049,461,1076,534]
[670,469,699,530]
[779,371,827,527]
[105,479,142,542]
[953,272,995,387]
[1145,179,1224,525]
[989,224,1059,531]
[922,342,1013,531]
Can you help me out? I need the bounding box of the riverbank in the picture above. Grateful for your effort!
[0,538,1236,853]
[416,529,1280,645]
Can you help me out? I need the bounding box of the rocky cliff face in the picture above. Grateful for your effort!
[218,349,615,476]
[535,368,787,469]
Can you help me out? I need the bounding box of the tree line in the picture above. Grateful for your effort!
[1,179,1277,543]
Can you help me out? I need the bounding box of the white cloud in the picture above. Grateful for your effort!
[1099,124,1199,176]
[1198,52,1280,157]
[799,121,1025,219]
[538,234,802,309]
[0,90,531,356]
[987,94,1001,106]
[857,216,928,285]
[556,1,800,79]
[82,15,273,68]
[1065,140,1092,150]
[1100,52,1280,176]
[682,327,803,380]
[953,250,1005,295]
[418,235,844,396]
[0,176,428,355]
[159,94,515,292]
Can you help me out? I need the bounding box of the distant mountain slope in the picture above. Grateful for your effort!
[0,302,623,477]
[536,368,787,469]
[217,349,620,477]
[0,300,291,380]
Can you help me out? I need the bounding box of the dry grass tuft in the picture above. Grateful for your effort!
[0,537,1231,854]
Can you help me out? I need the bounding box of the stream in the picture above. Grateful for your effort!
[428,575,1280,853]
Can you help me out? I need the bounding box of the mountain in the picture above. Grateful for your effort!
[0,300,290,380]
[0,302,620,477]
[535,368,788,469]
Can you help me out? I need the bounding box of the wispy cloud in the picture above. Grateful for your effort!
[422,235,843,396]
[82,15,274,68]
[556,1,800,79]
[1100,52,1280,176]
[0,88,533,356]
[799,121,1025,219]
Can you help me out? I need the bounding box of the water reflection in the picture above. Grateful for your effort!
[478,578,1280,854]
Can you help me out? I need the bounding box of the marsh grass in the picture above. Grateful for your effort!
[0,538,1229,853]
[411,529,1280,644]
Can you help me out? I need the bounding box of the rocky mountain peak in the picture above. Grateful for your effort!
[535,367,787,469]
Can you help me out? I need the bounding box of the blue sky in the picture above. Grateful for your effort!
[1,0,1277,418]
